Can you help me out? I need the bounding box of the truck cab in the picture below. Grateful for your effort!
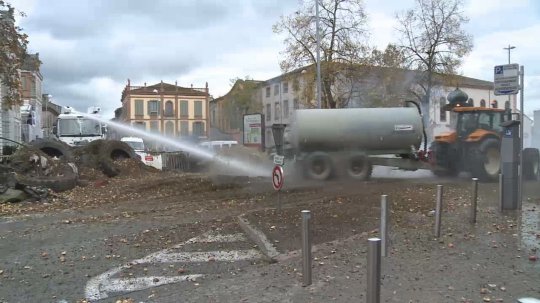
[54,106,106,146]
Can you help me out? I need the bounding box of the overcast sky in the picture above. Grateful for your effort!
[14,0,540,118]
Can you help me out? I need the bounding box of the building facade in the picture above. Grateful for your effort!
[210,79,262,141]
[120,81,210,148]
[20,53,44,142]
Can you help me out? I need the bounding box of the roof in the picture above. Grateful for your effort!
[262,63,495,90]
[126,82,208,97]
[212,79,263,103]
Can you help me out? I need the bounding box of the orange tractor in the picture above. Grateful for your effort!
[429,89,540,181]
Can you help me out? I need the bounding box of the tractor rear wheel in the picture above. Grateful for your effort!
[470,138,500,182]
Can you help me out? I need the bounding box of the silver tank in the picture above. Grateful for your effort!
[289,107,423,153]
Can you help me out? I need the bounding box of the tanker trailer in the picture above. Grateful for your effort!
[288,107,431,180]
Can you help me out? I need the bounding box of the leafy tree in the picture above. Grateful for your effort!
[223,77,261,129]
[273,0,370,108]
[395,0,473,117]
[0,1,28,108]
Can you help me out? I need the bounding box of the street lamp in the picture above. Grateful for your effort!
[503,45,516,112]
[503,45,516,64]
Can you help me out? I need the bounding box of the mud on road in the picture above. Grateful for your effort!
[0,171,539,302]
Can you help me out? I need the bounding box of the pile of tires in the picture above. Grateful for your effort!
[74,139,139,177]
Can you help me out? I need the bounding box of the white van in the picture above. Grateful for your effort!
[121,137,163,170]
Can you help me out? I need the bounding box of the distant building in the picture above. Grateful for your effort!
[210,79,263,142]
[0,8,21,153]
[41,94,62,138]
[258,65,515,147]
[20,53,44,142]
[120,80,210,150]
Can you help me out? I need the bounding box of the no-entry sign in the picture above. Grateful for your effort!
[272,165,284,191]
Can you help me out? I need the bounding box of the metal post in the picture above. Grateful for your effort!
[471,178,478,224]
[434,185,443,238]
[518,65,524,210]
[499,173,504,212]
[315,0,322,109]
[277,191,281,211]
[367,238,381,303]
[380,195,389,257]
[301,210,312,286]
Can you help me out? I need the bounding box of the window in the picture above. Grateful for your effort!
[180,100,189,118]
[283,82,289,94]
[150,121,159,132]
[274,102,280,121]
[274,84,279,96]
[133,121,146,130]
[294,98,299,109]
[180,121,189,136]
[148,100,159,115]
[266,104,271,121]
[439,97,447,122]
[491,100,498,109]
[467,98,474,107]
[164,100,174,117]
[165,121,174,136]
[193,121,205,137]
[265,87,271,98]
[480,99,486,107]
[283,100,289,118]
[505,101,510,109]
[194,101,203,118]
[134,99,144,116]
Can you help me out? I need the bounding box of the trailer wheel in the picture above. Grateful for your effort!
[305,152,333,180]
[29,139,73,161]
[346,153,372,180]
[523,148,540,180]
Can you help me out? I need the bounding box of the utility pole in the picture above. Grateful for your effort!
[315,0,322,109]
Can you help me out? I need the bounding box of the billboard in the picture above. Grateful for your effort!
[243,113,264,149]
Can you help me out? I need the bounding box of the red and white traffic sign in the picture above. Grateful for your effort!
[272,165,284,191]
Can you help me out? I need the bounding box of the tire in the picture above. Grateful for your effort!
[304,152,333,180]
[15,167,78,192]
[29,139,74,161]
[523,148,540,180]
[97,140,138,177]
[429,141,459,177]
[345,153,372,180]
[470,138,500,182]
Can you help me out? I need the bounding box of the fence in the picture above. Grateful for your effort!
[160,152,191,172]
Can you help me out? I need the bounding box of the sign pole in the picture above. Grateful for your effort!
[518,65,524,209]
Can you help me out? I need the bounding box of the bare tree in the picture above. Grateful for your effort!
[0,1,28,108]
[273,0,370,108]
[396,0,473,116]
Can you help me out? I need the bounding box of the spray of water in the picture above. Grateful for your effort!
[77,112,270,177]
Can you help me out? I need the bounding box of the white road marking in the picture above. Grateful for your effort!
[138,249,263,264]
[85,231,261,301]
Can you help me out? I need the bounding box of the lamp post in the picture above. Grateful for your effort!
[504,45,515,64]
[503,45,515,111]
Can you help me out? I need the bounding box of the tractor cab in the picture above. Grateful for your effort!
[452,107,507,141]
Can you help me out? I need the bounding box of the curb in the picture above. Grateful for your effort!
[237,215,280,261]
